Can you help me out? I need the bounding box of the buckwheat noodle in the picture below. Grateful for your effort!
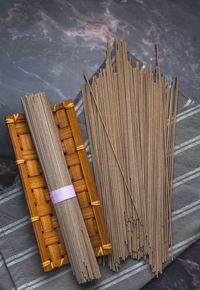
[82,40,179,275]
[21,93,101,283]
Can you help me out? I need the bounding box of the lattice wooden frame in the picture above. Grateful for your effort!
[5,99,111,272]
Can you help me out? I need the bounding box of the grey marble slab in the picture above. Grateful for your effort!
[0,0,200,159]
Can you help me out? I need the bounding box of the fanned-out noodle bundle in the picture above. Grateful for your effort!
[21,93,101,283]
[82,40,179,275]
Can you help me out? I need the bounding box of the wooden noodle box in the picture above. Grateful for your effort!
[5,99,111,272]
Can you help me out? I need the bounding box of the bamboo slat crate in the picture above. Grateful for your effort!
[5,99,111,272]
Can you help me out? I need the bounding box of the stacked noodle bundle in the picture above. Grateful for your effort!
[21,93,101,283]
[82,40,179,275]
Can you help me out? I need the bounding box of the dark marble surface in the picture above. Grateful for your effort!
[142,239,200,290]
[0,157,16,190]
[0,0,200,160]
[0,1,199,289]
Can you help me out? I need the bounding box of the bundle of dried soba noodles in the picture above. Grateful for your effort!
[82,40,179,275]
[21,93,101,283]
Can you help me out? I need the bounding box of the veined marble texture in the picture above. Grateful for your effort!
[0,0,200,160]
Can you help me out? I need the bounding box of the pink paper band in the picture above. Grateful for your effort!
[50,185,76,204]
